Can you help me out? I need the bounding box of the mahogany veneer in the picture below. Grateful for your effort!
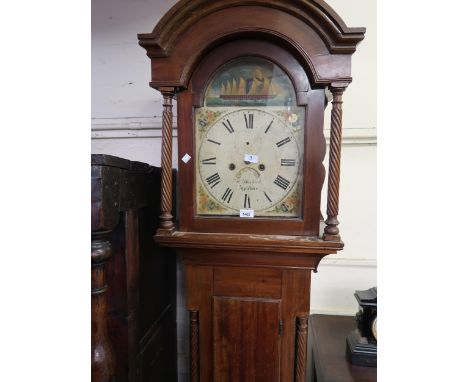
[137,1,365,381]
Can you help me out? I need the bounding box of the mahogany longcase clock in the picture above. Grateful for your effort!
[138,1,365,381]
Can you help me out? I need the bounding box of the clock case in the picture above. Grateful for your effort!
[138,1,365,381]
[346,287,378,367]
[138,0,365,244]
[183,40,324,236]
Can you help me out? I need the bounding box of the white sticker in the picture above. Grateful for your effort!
[244,154,258,163]
[240,209,255,218]
[181,153,191,163]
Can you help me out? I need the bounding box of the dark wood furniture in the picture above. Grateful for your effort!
[311,315,377,382]
[91,154,177,382]
[138,1,365,381]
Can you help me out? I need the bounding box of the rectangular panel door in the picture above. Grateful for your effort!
[213,297,281,382]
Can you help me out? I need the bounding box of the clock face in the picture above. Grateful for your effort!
[195,107,304,217]
[195,56,305,218]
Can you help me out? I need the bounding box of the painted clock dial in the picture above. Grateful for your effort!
[195,57,305,218]
[197,108,304,217]
[195,57,304,217]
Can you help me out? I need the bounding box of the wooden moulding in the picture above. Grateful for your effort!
[158,232,343,272]
[138,0,366,57]
[155,231,343,254]
[138,0,366,88]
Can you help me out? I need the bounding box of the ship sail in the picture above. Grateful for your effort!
[270,79,280,95]
[232,79,238,95]
[263,77,271,95]
[248,79,258,95]
[238,77,246,95]
[218,68,279,99]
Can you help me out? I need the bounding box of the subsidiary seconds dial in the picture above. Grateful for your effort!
[197,108,302,215]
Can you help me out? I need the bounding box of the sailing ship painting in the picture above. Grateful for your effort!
[220,67,281,100]
[205,58,295,107]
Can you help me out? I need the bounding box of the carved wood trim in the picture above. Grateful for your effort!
[138,1,365,89]
[189,310,200,382]
[157,87,176,235]
[91,231,116,382]
[156,231,343,256]
[294,316,309,382]
[138,0,365,57]
[324,85,346,241]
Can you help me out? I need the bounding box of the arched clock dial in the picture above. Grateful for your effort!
[196,108,304,217]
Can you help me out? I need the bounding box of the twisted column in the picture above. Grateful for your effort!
[91,232,116,382]
[324,85,346,240]
[158,87,176,235]
[294,316,308,382]
[189,310,200,382]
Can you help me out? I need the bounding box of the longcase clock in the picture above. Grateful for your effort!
[138,1,365,381]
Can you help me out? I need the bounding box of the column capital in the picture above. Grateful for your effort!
[158,86,177,97]
[329,81,349,91]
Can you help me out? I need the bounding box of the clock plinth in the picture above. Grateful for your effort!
[139,1,365,380]
[160,241,329,382]
[154,231,343,381]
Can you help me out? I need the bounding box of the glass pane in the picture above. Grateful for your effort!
[205,57,296,107]
[195,56,304,219]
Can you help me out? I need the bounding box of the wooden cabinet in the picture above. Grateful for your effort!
[91,155,177,382]
[181,258,313,382]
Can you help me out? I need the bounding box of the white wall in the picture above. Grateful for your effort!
[92,0,376,314]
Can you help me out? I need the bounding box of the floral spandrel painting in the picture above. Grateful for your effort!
[205,57,296,107]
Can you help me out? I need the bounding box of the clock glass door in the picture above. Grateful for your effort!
[195,57,305,218]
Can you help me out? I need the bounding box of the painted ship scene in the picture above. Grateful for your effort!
[205,58,295,107]
[220,67,281,100]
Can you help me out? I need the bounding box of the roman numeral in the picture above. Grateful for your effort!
[222,119,234,134]
[201,157,216,165]
[264,192,272,203]
[276,137,291,147]
[244,113,254,129]
[274,175,290,190]
[244,194,251,209]
[281,159,296,166]
[221,188,234,204]
[206,173,221,188]
[207,139,221,145]
[264,120,274,134]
